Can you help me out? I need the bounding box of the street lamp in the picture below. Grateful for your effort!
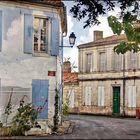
[60,32,76,124]
[69,32,76,47]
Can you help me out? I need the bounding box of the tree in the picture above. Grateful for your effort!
[70,0,140,54]
[108,12,140,54]
[70,0,140,28]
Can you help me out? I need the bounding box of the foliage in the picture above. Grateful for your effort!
[62,101,69,116]
[70,0,140,28]
[4,91,13,126]
[108,12,140,54]
[10,97,38,136]
[53,89,59,132]
[0,121,3,128]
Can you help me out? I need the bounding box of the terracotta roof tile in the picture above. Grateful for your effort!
[63,72,78,84]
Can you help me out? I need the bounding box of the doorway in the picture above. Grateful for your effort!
[113,87,120,115]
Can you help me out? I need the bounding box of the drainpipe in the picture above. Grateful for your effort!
[60,33,67,125]
[122,54,125,117]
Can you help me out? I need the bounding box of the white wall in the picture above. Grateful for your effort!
[0,2,62,120]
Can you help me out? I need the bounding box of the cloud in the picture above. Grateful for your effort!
[78,6,121,44]
[63,3,121,72]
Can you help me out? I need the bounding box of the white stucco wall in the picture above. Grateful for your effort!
[0,2,62,121]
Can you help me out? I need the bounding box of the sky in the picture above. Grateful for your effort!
[63,1,121,72]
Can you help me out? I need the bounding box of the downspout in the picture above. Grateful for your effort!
[122,54,125,117]
[60,32,67,125]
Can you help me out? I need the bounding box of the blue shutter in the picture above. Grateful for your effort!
[24,14,33,54]
[51,18,59,56]
[0,11,2,51]
[32,79,49,119]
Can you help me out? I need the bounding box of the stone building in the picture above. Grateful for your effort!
[77,31,140,117]
[63,60,80,113]
[0,0,67,125]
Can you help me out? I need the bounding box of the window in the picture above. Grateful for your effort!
[98,86,104,106]
[34,17,49,53]
[128,86,136,107]
[114,53,122,71]
[84,86,92,106]
[86,53,92,72]
[68,89,75,108]
[99,52,106,72]
[130,52,137,69]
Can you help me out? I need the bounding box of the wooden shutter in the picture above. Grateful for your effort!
[128,86,132,107]
[24,14,33,54]
[98,86,101,106]
[88,87,92,106]
[101,86,104,106]
[132,86,136,107]
[91,86,94,105]
[32,80,49,119]
[51,18,59,56]
[0,11,2,51]
[85,87,88,106]
[98,86,104,106]
[68,89,75,108]
[82,87,85,105]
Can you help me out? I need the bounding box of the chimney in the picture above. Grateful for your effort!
[63,61,71,73]
[94,31,103,41]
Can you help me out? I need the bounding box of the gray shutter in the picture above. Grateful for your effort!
[24,14,33,54]
[82,87,86,105]
[85,87,88,106]
[51,18,59,56]
[132,86,136,107]
[101,86,105,106]
[98,86,101,106]
[0,11,2,51]
[128,86,132,107]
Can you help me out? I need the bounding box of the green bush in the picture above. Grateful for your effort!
[10,101,38,136]
[62,101,69,116]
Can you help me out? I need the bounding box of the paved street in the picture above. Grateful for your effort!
[2,115,140,139]
[49,115,140,139]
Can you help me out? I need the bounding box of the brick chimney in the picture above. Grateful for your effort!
[94,31,103,41]
[63,61,71,73]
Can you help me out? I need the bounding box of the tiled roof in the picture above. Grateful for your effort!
[1,0,63,7]
[78,34,127,49]
[63,72,78,84]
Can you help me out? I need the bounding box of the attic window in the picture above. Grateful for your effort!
[34,17,49,53]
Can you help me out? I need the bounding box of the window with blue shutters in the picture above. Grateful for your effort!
[24,14,59,56]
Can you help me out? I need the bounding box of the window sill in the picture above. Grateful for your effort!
[33,52,50,57]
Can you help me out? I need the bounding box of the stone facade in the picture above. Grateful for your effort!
[77,32,140,117]
[63,61,80,114]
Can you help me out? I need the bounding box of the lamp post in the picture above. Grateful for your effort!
[60,32,76,124]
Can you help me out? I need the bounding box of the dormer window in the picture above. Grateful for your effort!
[34,17,49,53]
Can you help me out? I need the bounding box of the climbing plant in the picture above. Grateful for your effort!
[4,91,13,126]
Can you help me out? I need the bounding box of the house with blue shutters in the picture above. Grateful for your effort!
[0,0,67,124]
